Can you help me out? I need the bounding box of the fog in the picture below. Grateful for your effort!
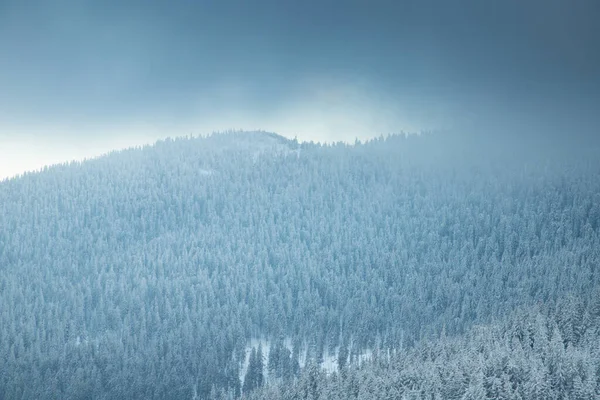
[1,0,598,179]
[0,75,456,180]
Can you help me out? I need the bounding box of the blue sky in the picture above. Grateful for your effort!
[1,0,599,178]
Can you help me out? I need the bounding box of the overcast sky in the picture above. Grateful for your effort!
[1,0,599,178]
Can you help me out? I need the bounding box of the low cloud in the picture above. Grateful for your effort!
[1,76,453,179]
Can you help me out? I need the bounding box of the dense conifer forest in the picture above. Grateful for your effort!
[1,131,599,399]
[243,295,600,400]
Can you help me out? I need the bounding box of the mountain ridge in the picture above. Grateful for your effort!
[1,131,599,399]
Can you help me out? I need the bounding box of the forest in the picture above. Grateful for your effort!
[1,131,599,399]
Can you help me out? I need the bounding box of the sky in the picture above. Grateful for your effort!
[1,0,599,179]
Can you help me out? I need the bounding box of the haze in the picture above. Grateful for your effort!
[1,0,599,179]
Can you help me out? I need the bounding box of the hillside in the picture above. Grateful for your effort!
[243,295,600,400]
[1,131,599,399]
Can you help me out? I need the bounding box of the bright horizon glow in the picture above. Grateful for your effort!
[1,81,447,181]
[0,118,420,181]
[1,0,597,181]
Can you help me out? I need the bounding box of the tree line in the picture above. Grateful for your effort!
[0,131,599,399]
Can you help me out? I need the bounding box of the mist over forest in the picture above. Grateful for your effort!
[2,0,600,398]
[1,131,599,399]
